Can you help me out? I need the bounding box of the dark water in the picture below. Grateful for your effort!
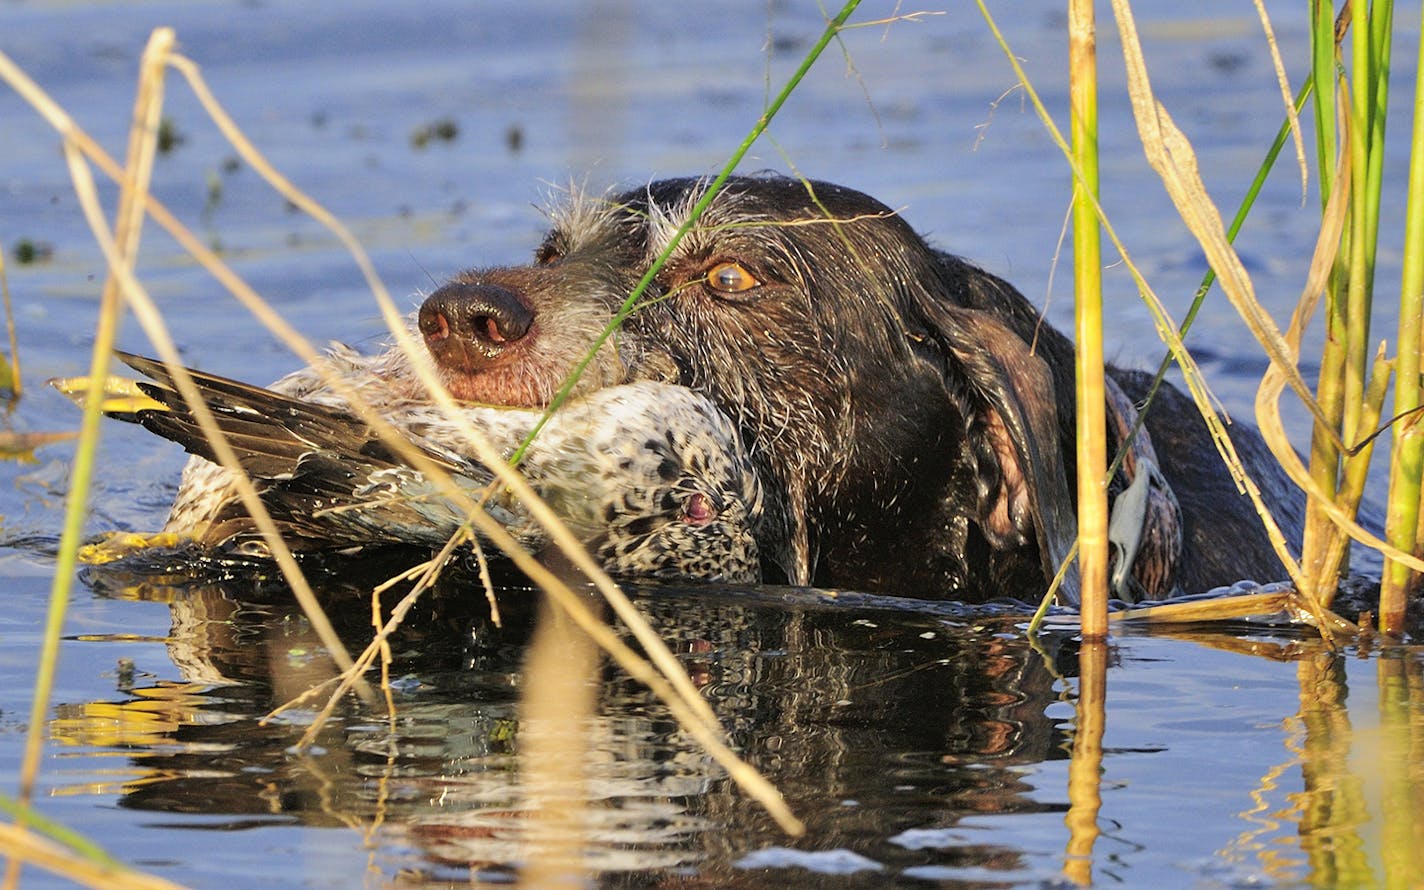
[2,1,1423,886]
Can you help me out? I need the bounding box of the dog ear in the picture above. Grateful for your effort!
[916,302,1081,605]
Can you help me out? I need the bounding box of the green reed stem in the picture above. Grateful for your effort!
[1301,0,1351,601]
[1301,1,1396,608]
[1344,1,1393,608]
[510,0,864,466]
[1380,1,1424,633]
[1343,2,1380,447]
[0,796,120,869]
[0,246,19,398]
[1069,0,1108,636]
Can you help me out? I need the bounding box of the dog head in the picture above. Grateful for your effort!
[419,175,1078,599]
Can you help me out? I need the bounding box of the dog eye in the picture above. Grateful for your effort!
[706,261,760,294]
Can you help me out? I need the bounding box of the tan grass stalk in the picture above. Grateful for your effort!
[1111,589,1358,635]
[6,32,172,890]
[1069,0,1108,637]
[1108,2,1348,448]
[1256,146,1424,581]
[0,40,376,714]
[61,125,375,705]
[1252,0,1309,199]
[1098,1,1400,637]
[0,823,183,890]
[3,32,801,834]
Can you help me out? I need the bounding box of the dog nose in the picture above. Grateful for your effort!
[418,282,534,367]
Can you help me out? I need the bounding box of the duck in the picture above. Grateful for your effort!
[55,348,764,584]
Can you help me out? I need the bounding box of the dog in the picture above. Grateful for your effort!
[415,174,1305,603]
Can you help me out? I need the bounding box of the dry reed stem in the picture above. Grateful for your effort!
[0,824,184,890]
[64,99,376,704]
[3,32,799,834]
[1109,0,1353,451]
[1252,0,1309,200]
[0,41,375,707]
[168,52,727,738]
[3,31,185,890]
[1104,1,1327,610]
[282,528,501,743]
[11,16,166,839]
[1110,589,1357,635]
[1099,15,1332,458]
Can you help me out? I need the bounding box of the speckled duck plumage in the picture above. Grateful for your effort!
[107,349,764,584]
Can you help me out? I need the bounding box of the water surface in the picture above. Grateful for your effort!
[1,1,1421,886]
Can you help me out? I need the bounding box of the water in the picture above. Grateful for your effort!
[1,1,1422,886]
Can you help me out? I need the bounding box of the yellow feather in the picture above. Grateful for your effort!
[48,375,169,414]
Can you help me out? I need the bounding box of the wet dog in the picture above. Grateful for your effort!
[416,174,1305,602]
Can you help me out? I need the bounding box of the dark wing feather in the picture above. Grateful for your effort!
[112,351,486,550]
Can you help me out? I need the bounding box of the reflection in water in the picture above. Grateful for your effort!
[1296,654,1372,885]
[1063,641,1106,885]
[60,558,1424,885]
[1211,645,1424,888]
[68,560,1073,883]
[568,1,633,173]
[1377,654,1424,884]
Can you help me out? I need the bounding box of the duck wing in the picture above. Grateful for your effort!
[112,352,508,552]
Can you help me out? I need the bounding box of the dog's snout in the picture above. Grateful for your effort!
[419,282,534,368]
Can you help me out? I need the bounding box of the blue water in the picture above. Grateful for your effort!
[1,1,1421,886]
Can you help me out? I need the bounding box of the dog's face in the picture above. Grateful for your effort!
[419,176,1079,597]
